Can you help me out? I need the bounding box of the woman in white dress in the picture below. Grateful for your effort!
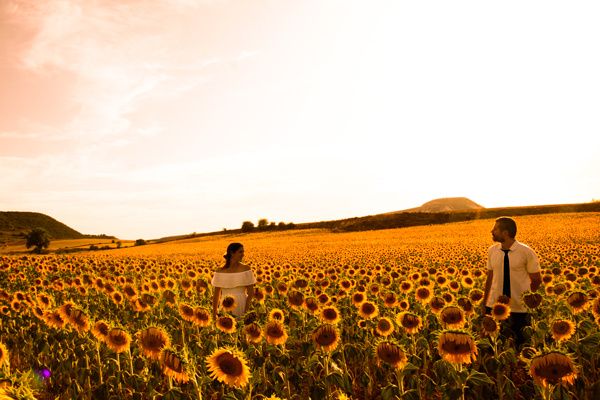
[211,243,257,318]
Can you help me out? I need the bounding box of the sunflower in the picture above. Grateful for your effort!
[522,292,543,310]
[32,306,45,320]
[375,317,395,337]
[358,301,379,319]
[320,306,341,325]
[304,297,320,314]
[415,286,433,304]
[566,291,589,314]
[481,316,498,337]
[437,330,478,364]
[123,284,137,299]
[216,315,237,334]
[317,293,330,305]
[67,309,90,334]
[243,323,263,344]
[518,346,539,363]
[457,298,474,315]
[375,341,407,370]
[221,296,237,312]
[448,281,461,292]
[44,311,66,329]
[91,320,110,343]
[436,275,448,287]
[551,320,576,342]
[351,291,366,307]
[36,293,53,309]
[0,342,8,366]
[138,327,171,360]
[56,301,76,321]
[442,292,455,305]
[253,287,266,304]
[206,347,250,388]
[398,299,410,311]
[491,303,511,321]
[552,283,567,297]
[106,328,131,353]
[178,303,196,322]
[382,292,398,308]
[399,281,413,294]
[339,279,353,292]
[468,289,484,304]
[287,290,304,309]
[396,312,423,334]
[162,290,177,306]
[529,351,577,387]
[160,349,190,383]
[264,320,288,346]
[429,296,446,314]
[439,306,466,329]
[460,276,475,289]
[312,324,340,352]
[268,308,285,322]
[496,295,511,305]
[111,291,124,305]
[193,307,212,327]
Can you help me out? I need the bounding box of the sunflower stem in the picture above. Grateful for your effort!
[95,341,103,384]
[128,349,134,375]
[396,369,404,395]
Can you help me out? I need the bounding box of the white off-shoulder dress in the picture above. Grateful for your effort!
[211,270,257,317]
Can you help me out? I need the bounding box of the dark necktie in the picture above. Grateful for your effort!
[502,249,511,297]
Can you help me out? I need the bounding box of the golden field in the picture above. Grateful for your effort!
[1,212,599,399]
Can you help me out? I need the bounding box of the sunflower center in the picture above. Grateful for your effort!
[217,353,243,377]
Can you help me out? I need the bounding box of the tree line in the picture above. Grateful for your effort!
[241,219,295,233]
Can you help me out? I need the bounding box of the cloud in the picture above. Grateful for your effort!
[2,0,238,148]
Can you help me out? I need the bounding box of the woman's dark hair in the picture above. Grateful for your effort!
[223,242,243,269]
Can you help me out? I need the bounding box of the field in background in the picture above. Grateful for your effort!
[1,212,599,399]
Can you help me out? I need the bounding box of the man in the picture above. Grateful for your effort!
[482,217,542,348]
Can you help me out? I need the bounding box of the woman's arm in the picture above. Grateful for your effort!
[212,287,221,319]
[244,284,255,313]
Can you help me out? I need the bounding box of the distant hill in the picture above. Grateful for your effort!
[0,211,84,242]
[387,197,484,214]
[297,201,600,232]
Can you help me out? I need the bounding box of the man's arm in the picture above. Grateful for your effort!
[481,270,493,313]
[529,272,542,292]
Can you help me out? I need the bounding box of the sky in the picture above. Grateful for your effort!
[1,0,599,239]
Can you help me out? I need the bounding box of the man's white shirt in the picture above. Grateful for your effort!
[486,240,540,312]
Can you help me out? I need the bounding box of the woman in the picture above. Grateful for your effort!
[211,242,256,318]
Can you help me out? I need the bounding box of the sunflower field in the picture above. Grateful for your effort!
[1,212,599,400]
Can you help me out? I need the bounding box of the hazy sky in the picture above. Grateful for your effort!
[1,0,599,239]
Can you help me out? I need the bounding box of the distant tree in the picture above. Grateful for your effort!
[26,227,51,253]
[287,222,296,229]
[116,241,122,249]
[134,239,147,246]
[278,222,286,229]
[257,219,269,230]
[241,221,255,232]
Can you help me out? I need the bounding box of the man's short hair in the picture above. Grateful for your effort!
[496,217,517,238]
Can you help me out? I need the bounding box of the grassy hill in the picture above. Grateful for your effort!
[0,211,84,242]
